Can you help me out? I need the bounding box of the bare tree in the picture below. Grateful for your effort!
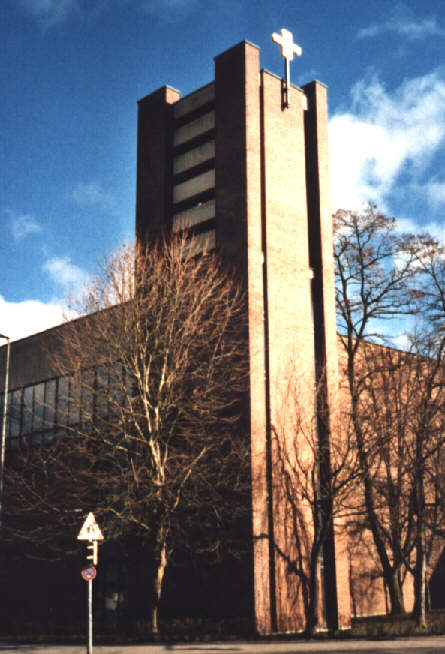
[335,206,445,622]
[348,335,445,628]
[349,344,430,620]
[269,371,360,636]
[334,204,424,615]
[5,234,249,634]
[408,240,445,627]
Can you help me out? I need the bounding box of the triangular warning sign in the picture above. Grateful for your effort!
[77,512,104,541]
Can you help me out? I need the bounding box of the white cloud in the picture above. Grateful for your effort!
[358,17,444,40]
[0,257,89,341]
[329,69,445,211]
[43,257,89,289]
[357,4,444,41]
[6,209,42,242]
[396,217,445,245]
[72,181,115,211]
[0,296,66,342]
[17,0,79,28]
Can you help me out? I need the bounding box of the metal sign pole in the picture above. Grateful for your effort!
[88,577,93,654]
[0,334,11,531]
[78,514,103,654]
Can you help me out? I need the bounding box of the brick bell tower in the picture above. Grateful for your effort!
[135,35,349,634]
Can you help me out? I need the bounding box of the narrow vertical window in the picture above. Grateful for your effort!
[22,386,34,435]
[33,383,45,433]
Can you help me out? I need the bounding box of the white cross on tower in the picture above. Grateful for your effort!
[272,28,302,108]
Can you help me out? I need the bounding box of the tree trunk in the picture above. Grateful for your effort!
[354,421,405,614]
[413,458,427,628]
[349,380,405,616]
[305,557,319,637]
[387,568,404,616]
[412,421,427,629]
[151,533,168,635]
[305,539,323,637]
[413,544,427,628]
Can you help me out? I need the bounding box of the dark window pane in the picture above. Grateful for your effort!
[109,362,123,421]
[44,379,56,428]
[0,393,6,436]
[9,389,22,437]
[33,383,45,432]
[70,376,81,427]
[57,377,70,427]
[81,369,94,431]
[96,367,109,420]
[22,387,33,435]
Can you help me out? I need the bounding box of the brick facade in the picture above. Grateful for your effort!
[135,40,348,634]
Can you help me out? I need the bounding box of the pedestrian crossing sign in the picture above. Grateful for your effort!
[77,512,104,541]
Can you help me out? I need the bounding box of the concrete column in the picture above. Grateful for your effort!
[136,85,180,244]
[303,80,350,630]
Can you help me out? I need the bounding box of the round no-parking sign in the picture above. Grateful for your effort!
[81,565,97,581]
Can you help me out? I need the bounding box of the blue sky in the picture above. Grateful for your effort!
[1,0,445,341]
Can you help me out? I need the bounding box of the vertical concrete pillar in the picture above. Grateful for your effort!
[215,41,272,635]
[136,85,180,244]
[260,71,315,632]
[303,81,351,630]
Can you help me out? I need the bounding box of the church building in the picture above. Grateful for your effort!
[0,35,394,635]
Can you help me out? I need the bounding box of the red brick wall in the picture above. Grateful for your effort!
[260,70,315,632]
[215,41,273,635]
[136,41,349,635]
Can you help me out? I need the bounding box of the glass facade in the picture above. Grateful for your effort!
[0,363,126,448]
